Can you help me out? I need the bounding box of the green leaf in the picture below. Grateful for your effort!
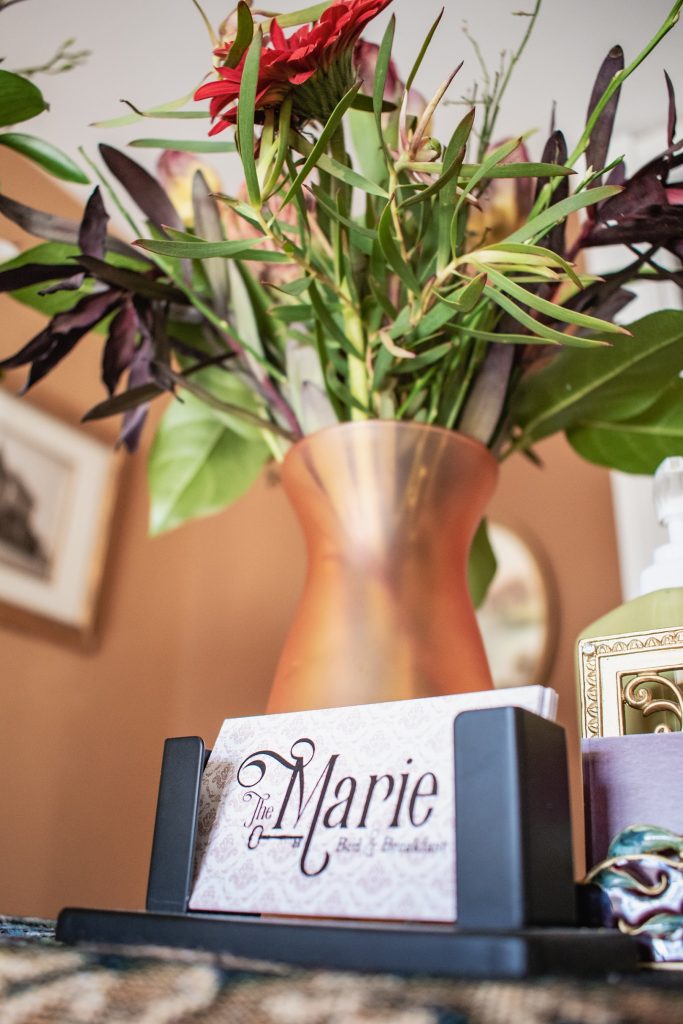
[129,138,235,153]
[316,150,388,197]
[485,265,627,336]
[481,242,582,289]
[435,273,487,313]
[454,136,523,218]
[405,8,445,92]
[468,519,497,608]
[263,2,332,29]
[373,15,396,151]
[438,108,475,269]
[0,133,89,183]
[377,202,421,296]
[484,286,609,349]
[1,241,84,315]
[567,379,683,475]
[93,86,207,128]
[0,70,47,128]
[135,235,290,262]
[460,162,573,179]
[148,376,270,534]
[511,310,683,446]
[237,29,263,206]
[504,185,621,244]
[309,282,358,356]
[226,1,254,67]
[281,83,362,210]
[349,95,395,114]
[399,149,465,209]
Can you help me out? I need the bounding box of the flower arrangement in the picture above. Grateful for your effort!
[1,0,682,591]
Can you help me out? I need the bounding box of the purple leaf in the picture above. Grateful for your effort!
[51,288,122,334]
[0,262,76,291]
[102,300,139,395]
[2,289,123,391]
[74,254,186,302]
[665,71,678,147]
[586,45,624,188]
[598,173,668,222]
[534,131,568,255]
[0,193,142,261]
[0,326,53,370]
[79,186,108,260]
[99,144,183,234]
[584,208,683,247]
[606,162,626,187]
[118,334,154,452]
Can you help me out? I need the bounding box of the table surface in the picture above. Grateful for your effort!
[4,916,683,1023]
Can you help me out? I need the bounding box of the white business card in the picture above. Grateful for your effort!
[189,686,557,922]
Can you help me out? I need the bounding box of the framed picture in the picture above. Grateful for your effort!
[578,626,683,738]
[0,390,120,645]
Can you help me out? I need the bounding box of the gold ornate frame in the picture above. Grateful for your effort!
[578,627,683,738]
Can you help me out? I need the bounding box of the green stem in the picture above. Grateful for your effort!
[341,280,370,419]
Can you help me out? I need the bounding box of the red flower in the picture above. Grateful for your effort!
[196,0,393,135]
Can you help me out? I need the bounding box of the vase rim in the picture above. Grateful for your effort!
[285,420,498,470]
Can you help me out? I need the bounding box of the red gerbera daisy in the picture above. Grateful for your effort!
[196,0,394,135]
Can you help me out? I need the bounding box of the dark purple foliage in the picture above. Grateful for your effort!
[102,300,139,396]
[586,45,624,190]
[99,144,184,235]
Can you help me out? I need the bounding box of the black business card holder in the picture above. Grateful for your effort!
[56,707,638,977]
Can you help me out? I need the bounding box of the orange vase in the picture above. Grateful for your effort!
[267,421,498,713]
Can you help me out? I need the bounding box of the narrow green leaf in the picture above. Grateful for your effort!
[484,286,608,348]
[263,2,332,30]
[238,29,263,206]
[93,86,208,127]
[373,16,396,150]
[309,282,358,356]
[405,8,445,92]
[377,203,421,296]
[481,242,582,289]
[281,83,362,209]
[391,341,452,375]
[435,272,487,313]
[438,108,475,269]
[0,132,89,183]
[129,138,235,153]
[135,235,290,262]
[316,151,389,197]
[400,149,465,209]
[460,162,574,179]
[454,136,522,218]
[226,1,255,68]
[504,185,621,244]
[0,70,47,127]
[485,265,627,335]
[350,95,395,114]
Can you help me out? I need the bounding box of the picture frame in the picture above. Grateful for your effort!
[578,626,683,738]
[0,390,120,645]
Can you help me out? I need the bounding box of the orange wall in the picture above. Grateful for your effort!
[0,152,621,918]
